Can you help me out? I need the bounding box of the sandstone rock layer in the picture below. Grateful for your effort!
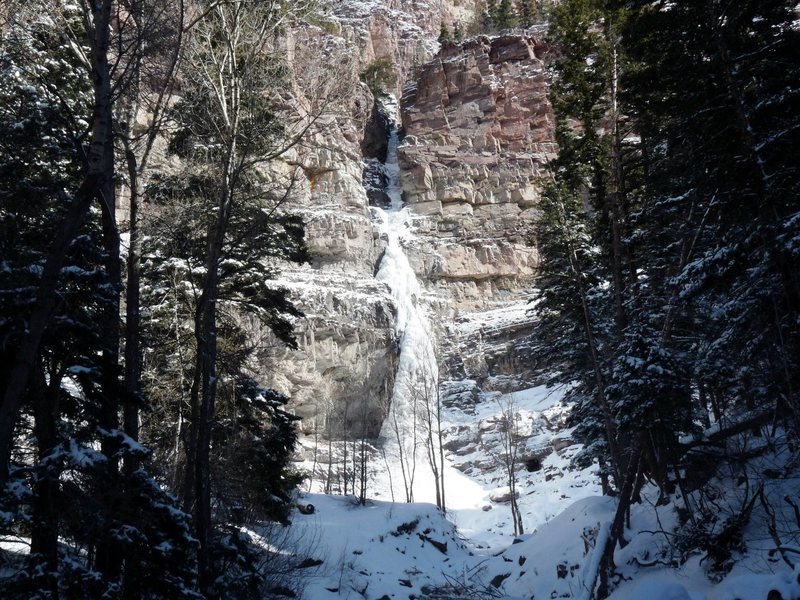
[399,35,555,312]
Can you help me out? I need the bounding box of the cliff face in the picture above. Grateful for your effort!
[257,1,446,433]
[258,6,555,430]
[399,34,555,312]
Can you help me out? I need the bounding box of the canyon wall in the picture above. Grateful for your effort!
[259,5,555,431]
[258,1,446,434]
[398,34,555,313]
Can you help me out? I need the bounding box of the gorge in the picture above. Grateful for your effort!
[261,13,556,454]
[2,0,798,598]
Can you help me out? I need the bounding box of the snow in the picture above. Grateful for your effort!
[453,299,537,337]
[294,443,800,599]
[293,381,612,595]
[292,206,800,599]
[292,494,475,598]
[612,579,694,600]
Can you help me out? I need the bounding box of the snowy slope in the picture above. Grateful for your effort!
[291,384,800,599]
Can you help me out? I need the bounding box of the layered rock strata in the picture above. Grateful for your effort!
[398,34,556,313]
[261,18,557,429]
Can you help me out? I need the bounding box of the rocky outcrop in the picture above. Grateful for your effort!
[398,35,556,312]
[256,271,397,437]
[328,0,445,98]
[446,301,539,391]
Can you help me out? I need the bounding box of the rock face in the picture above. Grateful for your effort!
[257,271,397,437]
[256,1,449,434]
[398,35,556,312]
[258,11,557,431]
[446,302,539,392]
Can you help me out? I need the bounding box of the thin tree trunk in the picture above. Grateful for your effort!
[121,143,142,600]
[595,443,643,599]
[194,177,235,592]
[565,235,622,489]
[607,41,628,335]
[123,144,141,472]
[29,362,60,597]
[96,65,124,586]
[437,386,446,513]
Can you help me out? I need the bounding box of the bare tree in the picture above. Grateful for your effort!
[496,397,525,536]
[112,0,187,477]
[355,396,372,505]
[415,346,446,512]
[388,389,420,503]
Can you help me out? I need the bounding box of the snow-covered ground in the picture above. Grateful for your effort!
[292,408,800,599]
[292,382,609,598]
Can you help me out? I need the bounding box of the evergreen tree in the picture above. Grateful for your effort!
[439,22,452,45]
[517,0,537,28]
[164,0,313,591]
[0,6,198,597]
[494,0,518,30]
[620,0,800,427]
[453,21,464,42]
[541,1,800,593]
[538,0,645,489]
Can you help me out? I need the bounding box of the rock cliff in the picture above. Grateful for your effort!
[258,5,555,431]
[398,34,555,312]
[258,0,448,432]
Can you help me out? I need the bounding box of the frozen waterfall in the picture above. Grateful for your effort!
[372,124,439,503]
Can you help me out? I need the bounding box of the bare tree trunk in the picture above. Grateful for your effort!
[391,409,411,502]
[437,388,446,513]
[342,401,349,496]
[96,118,123,582]
[118,0,185,482]
[358,402,369,504]
[326,412,333,495]
[123,144,142,472]
[29,362,60,597]
[309,416,320,493]
[193,172,236,592]
[606,38,629,335]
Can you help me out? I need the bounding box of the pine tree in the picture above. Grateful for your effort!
[164,0,315,590]
[538,0,647,488]
[439,22,452,45]
[541,2,800,592]
[494,0,518,30]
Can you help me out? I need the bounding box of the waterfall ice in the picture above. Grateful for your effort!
[373,124,439,502]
